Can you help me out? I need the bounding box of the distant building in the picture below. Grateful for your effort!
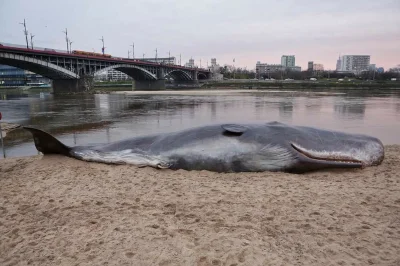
[209,59,220,72]
[389,66,400,73]
[106,69,132,81]
[94,70,108,81]
[339,55,370,73]
[185,58,195,68]
[0,64,50,86]
[208,58,222,80]
[336,55,342,71]
[256,61,301,78]
[313,64,324,71]
[256,62,284,76]
[308,61,314,71]
[287,66,301,72]
[369,64,376,70]
[141,57,176,64]
[281,55,295,67]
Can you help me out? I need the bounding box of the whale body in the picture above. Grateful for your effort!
[23,121,385,173]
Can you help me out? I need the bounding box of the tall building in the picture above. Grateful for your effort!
[281,55,295,67]
[339,55,370,73]
[211,58,217,67]
[308,61,314,71]
[336,55,342,71]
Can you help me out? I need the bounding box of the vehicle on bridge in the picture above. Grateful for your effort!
[72,50,112,58]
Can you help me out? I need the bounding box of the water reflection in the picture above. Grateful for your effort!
[1,89,400,158]
[210,101,217,120]
[304,97,322,113]
[334,97,366,120]
[279,99,294,120]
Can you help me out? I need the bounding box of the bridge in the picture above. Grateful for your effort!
[0,44,211,93]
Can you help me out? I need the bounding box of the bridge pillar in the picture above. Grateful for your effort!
[157,68,165,79]
[52,75,94,94]
[132,80,166,91]
[193,69,198,81]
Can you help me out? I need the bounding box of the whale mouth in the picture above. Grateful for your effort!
[291,143,363,166]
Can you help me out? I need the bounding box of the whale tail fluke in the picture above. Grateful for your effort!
[23,127,71,156]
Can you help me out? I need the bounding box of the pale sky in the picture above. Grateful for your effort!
[1,0,399,70]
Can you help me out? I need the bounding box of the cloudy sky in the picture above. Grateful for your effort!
[1,0,399,70]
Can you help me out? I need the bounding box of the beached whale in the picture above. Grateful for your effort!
[23,121,384,173]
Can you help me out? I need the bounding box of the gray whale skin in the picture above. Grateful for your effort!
[23,121,384,174]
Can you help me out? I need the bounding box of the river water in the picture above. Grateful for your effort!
[1,88,400,158]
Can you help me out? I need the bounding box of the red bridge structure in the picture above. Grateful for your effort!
[0,44,211,93]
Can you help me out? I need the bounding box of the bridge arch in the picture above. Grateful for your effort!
[0,52,79,79]
[198,72,208,80]
[164,69,193,81]
[95,64,157,80]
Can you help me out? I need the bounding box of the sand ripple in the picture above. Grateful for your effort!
[1,146,400,265]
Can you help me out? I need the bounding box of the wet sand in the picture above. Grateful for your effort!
[1,146,399,266]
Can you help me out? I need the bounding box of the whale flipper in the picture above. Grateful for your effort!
[23,127,71,156]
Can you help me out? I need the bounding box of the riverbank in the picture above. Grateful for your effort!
[203,80,400,90]
[0,122,20,138]
[1,145,399,265]
[92,80,400,90]
[1,80,399,96]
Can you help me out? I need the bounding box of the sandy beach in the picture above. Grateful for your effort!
[1,146,399,266]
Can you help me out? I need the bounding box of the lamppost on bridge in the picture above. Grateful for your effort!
[62,28,69,53]
[69,40,73,52]
[30,33,35,49]
[143,53,145,60]
[131,43,134,59]
[99,36,105,55]
[19,19,29,49]
[179,54,181,66]
[155,48,158,63]
[128,50,131,59]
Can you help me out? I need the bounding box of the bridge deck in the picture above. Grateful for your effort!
[0,44,210,73]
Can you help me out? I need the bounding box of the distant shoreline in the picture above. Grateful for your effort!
[1,80,399,95]
[93,80,400,90]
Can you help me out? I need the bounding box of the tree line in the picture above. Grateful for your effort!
[218,65,400,81]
